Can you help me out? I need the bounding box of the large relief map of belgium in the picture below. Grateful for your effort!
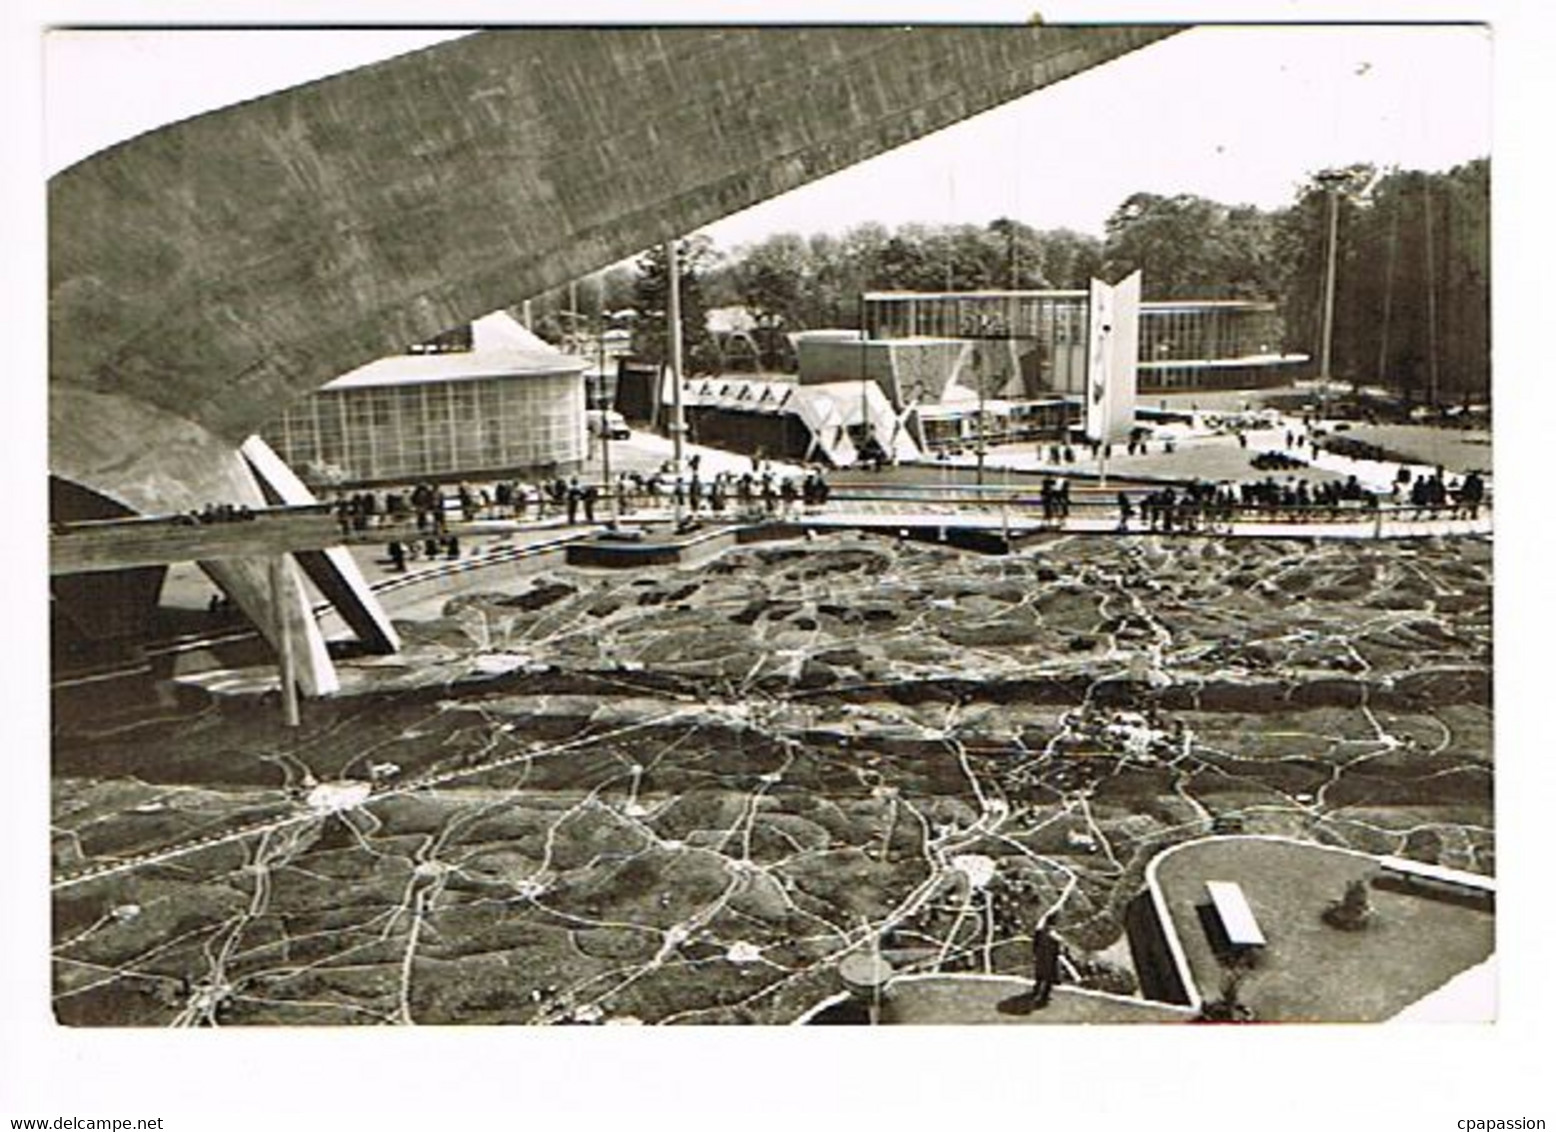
[51,532,1491,1025]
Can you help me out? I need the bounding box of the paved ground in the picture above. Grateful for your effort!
[1329,423,1493,475]
[806,505,1490,540]
[1152,838,1494,1022]
[580,428,804,480]
[872,976,1191,1024]
[924,408,1479,497]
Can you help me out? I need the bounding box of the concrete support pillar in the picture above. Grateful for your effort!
[241,436,400,655]
[200,554,339,697]
[268,555,301,727]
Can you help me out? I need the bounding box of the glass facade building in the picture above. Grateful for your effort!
[264,312,586,487]
[862,290,1305,393]
[862,290,1090,395]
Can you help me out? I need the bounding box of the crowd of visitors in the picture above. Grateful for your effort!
[297,429,1491,577]
[184,502,256,525]
[1113,475,1388,533]
[319,457,1488,552]
[331,463,837,534]
[1039,477,1072,521]
[1240,473,1375,515]
[383,534,462,572]
[1399,466,1485,519]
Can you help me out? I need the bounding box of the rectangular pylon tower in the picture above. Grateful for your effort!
[1085,270,1142,444]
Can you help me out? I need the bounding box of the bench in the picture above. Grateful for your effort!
[1206,880,1267,949]
[1376,857,1495,894]
[1374,857,1496,911]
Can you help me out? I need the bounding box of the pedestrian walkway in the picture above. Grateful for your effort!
[930,404,1489,500]
[171,496,1487,700]
[804,506,1489,541]
[799,974,1192,1025]
[580,428,805,480]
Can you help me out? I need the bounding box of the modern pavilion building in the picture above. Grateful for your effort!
[857,290,1307,396]
[263,311,587,488]
[777,289,1309,452]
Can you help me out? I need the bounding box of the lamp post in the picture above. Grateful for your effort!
[975,339,987,488]
[969,312,1003,488]
[665,239,686,526]
[597,280,616,529]
[1096,315,1112,492]
[1315,169,1349,416]
[859,294,871,469]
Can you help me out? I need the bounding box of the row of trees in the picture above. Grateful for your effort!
[717,220,1107,333]
[1092,163,1491,402]
[524,162,1489,401]
[522,220,1109,371]
[628,239,719,373]
[1102,193,1281,300]
[1276,159,1489,405]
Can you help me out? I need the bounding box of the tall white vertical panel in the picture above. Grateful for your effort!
[1084,270,1142,443]
[1085,278,1114,443]
[1109,270,1141,441]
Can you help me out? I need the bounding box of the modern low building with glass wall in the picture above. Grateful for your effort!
[860,290,1307,394]
[1137,299,1296,390]
[263,311,587,488]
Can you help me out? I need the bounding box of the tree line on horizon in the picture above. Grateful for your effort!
[523,158,1488,403]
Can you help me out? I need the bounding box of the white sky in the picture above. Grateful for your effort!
[45,22,1490,248]
[706,23,1491,246]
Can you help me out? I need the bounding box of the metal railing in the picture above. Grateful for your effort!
[50,483,1491,543]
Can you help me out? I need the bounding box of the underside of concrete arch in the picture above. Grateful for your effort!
[48,24,1180,694]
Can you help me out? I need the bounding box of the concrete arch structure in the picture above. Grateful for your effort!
[49,25,1179,694]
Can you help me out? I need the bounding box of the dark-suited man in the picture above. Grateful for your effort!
[1032,917,1062,1007]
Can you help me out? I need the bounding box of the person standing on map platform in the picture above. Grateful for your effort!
[1031,915,1062,1007]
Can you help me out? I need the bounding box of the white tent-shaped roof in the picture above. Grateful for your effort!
[323,311,586,390]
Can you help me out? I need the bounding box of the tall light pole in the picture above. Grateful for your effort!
[597,278,616,528]
[1422,178,1441,408]
[1097,319,1110,492]
[969,312,1000,488]
[976,341,986,488]
[859,294,871,468]
[665,239,686,525]
[1315,169,1348,415]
